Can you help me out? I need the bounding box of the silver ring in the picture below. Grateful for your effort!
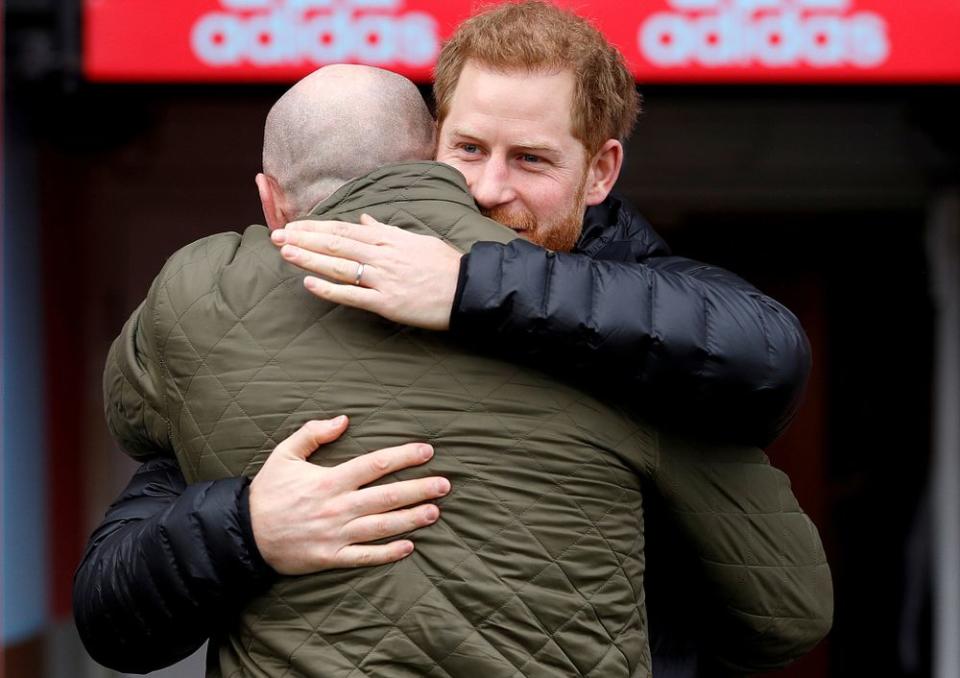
[353,262,365,286]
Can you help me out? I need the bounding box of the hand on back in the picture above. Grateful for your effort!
[249,416,450,575]
[271,214,462,331]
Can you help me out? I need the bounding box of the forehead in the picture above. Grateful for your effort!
[442,61,579,149]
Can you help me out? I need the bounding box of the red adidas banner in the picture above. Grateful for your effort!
[84,0,960,83]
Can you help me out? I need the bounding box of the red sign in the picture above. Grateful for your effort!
[84,0,960,83]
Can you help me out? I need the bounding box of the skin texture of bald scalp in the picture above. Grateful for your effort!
[260,65,436,221]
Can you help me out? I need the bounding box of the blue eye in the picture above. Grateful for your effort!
[521,154,541,163]
[461,143,479,154]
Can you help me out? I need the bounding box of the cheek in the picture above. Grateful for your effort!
[436,153,472,179]
[525,182,568,212]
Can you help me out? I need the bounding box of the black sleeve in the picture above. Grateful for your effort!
[451,239,810,446]
[73,457,275,673]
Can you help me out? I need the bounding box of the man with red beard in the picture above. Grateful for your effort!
[275,2,806,445]
[76,3,819,677]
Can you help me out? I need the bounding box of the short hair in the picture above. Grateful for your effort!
[264,65,435,216]
[434,1,640,156]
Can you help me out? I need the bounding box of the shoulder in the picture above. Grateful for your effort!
[142,225,313,344]
[155,227,271,286]
[151,225,287,305]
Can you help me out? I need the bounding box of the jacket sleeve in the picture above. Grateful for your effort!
[451,239,811,446]
[104,297,173,461]
[73,456,275,673]
[103,232,244,463]
[651,433,833,674]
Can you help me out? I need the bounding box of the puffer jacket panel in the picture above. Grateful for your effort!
[453,193,811,447]
[72,458,273,674]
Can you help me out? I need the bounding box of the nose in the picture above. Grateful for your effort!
[469,156,516,211]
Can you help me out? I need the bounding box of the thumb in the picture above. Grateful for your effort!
[273,416,349,461]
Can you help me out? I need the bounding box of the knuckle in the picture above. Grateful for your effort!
[345,494,365,515]
[381,488,400,507]
[317,551,337,570]
[315,501,339,520]
[313,474,334,494]
[369,453,391,473]
[314,283,335,300]
[335,524,354,545]
[406,442,427,458]
[327,235,343,254]
[421,480,439,499]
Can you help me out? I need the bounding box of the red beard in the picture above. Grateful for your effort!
[481,177,587,253]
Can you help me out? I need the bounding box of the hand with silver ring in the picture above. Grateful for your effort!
[270,214,462,331]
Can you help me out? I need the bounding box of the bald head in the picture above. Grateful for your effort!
[263,65,436,217]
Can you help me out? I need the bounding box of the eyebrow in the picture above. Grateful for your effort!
[513,142,562,155]
[447,127,562,156]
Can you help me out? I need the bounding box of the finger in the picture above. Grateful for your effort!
[333,540,415,568]
[303,276,382,311]
[273,229,379,265]
[348,476,451,517]
[273,416,349,461]
[342,504,440,544]
[285,219,394,246]
[333,442,435,488]
[359,213,386,229]
[280,245,378,287]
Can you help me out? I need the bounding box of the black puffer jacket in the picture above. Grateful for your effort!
[74,195,811,674]
[72,459,274,673]
[454,194,810,447]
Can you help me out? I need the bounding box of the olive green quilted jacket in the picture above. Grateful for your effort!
[105,162,831,677]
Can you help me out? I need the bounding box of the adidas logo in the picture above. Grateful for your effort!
[191,0,439,68]
[638,0,890,68]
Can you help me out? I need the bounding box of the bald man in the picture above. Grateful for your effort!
[77,67,460,669]
[81,65,830,676]
[256,64,436,227]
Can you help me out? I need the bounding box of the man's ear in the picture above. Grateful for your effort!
[583,139,623,207]
[256,173,288,231]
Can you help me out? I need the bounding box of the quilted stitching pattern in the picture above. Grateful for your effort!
[105,163,831,676]
[106,165,655,677]
[648,435,832,671]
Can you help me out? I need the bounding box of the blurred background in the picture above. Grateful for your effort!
[2,1,959,676]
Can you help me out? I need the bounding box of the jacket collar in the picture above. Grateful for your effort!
[576,193,671,260]
[308,162,478,218]
[310,165,670,260]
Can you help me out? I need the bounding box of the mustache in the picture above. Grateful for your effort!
[480,205,538,232]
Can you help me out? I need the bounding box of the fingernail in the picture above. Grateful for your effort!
[420,444,434,461]
[424,505,440,522]
[304,276,319,290]
[281,244,298,259]
[333,415,347,425]
[435,478,451,494]
[271,230,286,244]
[401,541,414,555]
